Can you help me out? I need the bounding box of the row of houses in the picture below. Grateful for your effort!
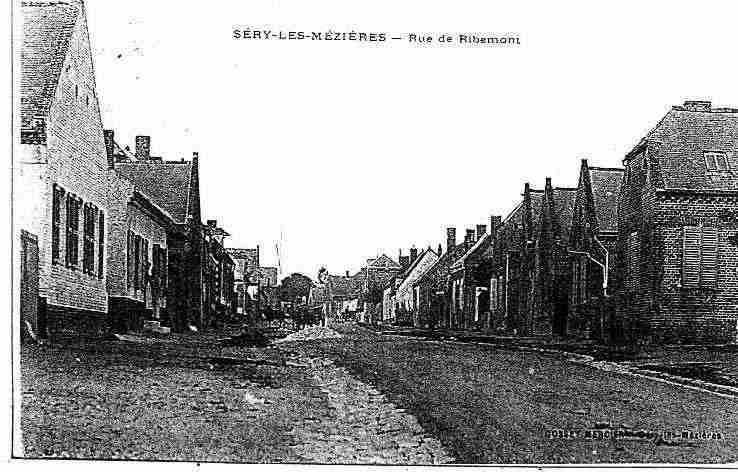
[375,100,738,345]
[17,0,236,337]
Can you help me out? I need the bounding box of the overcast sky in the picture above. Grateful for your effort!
[85,0,738,281]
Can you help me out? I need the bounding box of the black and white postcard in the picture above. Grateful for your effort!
[8,0,738,468]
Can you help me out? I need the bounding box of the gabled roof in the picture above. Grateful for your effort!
[367,254,401,269]
[450,233,490,271]
[328,274,360,298]
[115,161,194,224]
[588,167,623,232]
[21,1,80,131]
[628,102,738,191]
[413,243,467,289]
[552,187,577,241]
[401,248,436,278]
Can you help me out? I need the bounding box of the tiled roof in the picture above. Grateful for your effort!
[634,104,738,191]
[328,274,360,298]
[414,243,467,289]
[367,254,401,269]
[115,161,193,224]
[589,168,623,233]
[450,234,490,271]
[552,188,577,241]
[21,1,79,130]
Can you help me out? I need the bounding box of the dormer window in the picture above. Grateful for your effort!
[704,151,729,171]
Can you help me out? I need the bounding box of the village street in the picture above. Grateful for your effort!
[20,323,738,464]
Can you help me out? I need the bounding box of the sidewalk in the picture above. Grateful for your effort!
[364,323,738,392]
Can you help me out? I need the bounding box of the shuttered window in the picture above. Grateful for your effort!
[159,247,168,289]
[65,194,81,268]
[626,231,640,290]
[142,238,149,282]
[97,212,105,278]
[134,235,142,290]
[127,230,135,289]
[51,184,64,264]
[490,278,498,311]
[683,226,719,289]
[82,203,96,274]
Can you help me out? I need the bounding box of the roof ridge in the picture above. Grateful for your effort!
[589,166,624,172]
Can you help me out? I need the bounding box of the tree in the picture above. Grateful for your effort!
[280,273,314,304]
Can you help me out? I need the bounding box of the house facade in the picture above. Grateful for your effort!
[488,185,544,334]
[415,228,472,329]
[113,139,205,332]
[527,180,576,336]
[203,220,235,327]
[615,100,738,344]
[18,0,112,335]
[568,160,623,340]
[449,219,500,331]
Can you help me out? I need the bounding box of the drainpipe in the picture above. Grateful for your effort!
[593,236,609,297]
[567,245,608,297]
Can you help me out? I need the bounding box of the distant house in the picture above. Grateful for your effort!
[568,160,623,340]
[449,219,500,331]
[414,228,474,329]
[615,100,738,344]
[203,220,235,326]
[397,247,439,326]
[357,254,402,323]
[112,137,204,332]
[18,0,113,335]
[227,247,259,314]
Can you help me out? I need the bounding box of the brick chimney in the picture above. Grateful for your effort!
[207,219,217,228]
[446,227,456,253]
[135,135,151,160]
[437,243,442,256]
[490,215,502,239]
[410,246,418,264]
[683,100,711,112]
[465,229,476,248]
[103,129,115,169]
[476,224,487,241]
[345,270,350,277]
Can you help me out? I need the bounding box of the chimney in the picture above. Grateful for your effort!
[683,100,711,112]
[446,227,456,253]
[410,246,418,264]
[135,135,151,160]
[207,219,217,228]
[490,215,502,239]
[346,270,350,277]
[437,243,443,256]
[399,255,410,270]
[103,129,115,169]
[465,228,476,248]
[476,224,487,241]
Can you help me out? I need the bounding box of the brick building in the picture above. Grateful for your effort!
[358,254,402,323]
[113,140,205,332]
[449,218,501,331]
[414,228,473,329]
[568,160,623,340]
[105,140,173,332]
[227,247,259,314]
[615,100,738,344]
[18,0,113,335]
[487,184,544,333]
[527,180,576,336]
[203,220,235,327]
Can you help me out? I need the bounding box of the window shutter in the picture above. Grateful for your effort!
[127,231,135,289]
[51,185,64,264]
[134,234,142,290]
[701,226,719,289]
[152,244,160,287]
[682,226,702,288]
[97,211,105,278]
[490,278,498,311]
[627,232,640,290]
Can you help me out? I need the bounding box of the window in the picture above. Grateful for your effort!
[97,212,105,278]
[51,184,65,264]
[127,230,135,289]
[626,231,640,290]
[134,234,142,290]
[683,226,719,289]
[82,203,97,274]
[65,194,81,268]
[490,278,498,312]
[704,151,729,171]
